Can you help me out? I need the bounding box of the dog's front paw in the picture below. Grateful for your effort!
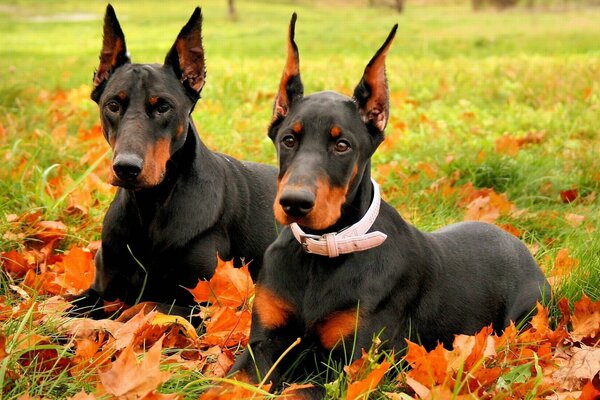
[66,289,107,320]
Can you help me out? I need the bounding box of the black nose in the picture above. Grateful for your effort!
[113,153,143,181]
[279,189,315,218]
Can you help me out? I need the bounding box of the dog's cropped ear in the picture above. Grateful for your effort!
[352,24,397,137]
[272,13,304,126]
[164,7,206,100]
[92,4,131,102]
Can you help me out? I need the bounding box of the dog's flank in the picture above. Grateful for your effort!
[70,5,278,318]
[230,14,550,396]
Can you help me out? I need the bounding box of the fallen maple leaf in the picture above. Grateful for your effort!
[552,248,580,279]
[565,213,586,227]
[552,346,600,391]
[32,220,67,243]
[498,223,521,237]
[203,307,251,347]
[0,250,33,277]
[517,130,546,146]
[346,359,392,400]
[571,295,600,344]
[449,326,496,373]
[579,372,600,400]
[52,246,95,295]
[201,345,235,378]
[98,336,171,399]
[187,257,254,308]
[464,196,501,223]
[462,186,515,224]
[560,188,578,203]
[495,134,520,157]
[404,341,448,387]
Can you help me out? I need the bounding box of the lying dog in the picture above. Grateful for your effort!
[72,5,278,317]
[231,14,551,392]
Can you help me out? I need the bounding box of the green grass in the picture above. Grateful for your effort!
[0,0,598,398]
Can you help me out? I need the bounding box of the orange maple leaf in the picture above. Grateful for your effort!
[571,294,600,344]
[462,186,515,224]
[98,336,171,399]
[0,250,33,277]
[187,257,254,308]
[495,134,520,157]
[52,246,95,295]
[346,359,392,400]
[552,248,580,278]
[33,220,67,243]
[404,341,448,387]
[204,307,252,347]
[464,196,501,223]
[200,346,235,378]
[579,373,600,400]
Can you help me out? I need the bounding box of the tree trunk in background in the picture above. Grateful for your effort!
[394,0,405,12]
[228,0,237,20]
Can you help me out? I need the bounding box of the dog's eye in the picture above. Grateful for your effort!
[155,102,171,114]
[282,135,296,149]
[334,140,351,153]
[105,101,121,113]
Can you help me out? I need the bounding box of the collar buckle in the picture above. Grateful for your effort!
[298,232,320,253]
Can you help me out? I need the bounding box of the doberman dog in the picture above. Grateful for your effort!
[71,5,278,318]
[230,14,551,393]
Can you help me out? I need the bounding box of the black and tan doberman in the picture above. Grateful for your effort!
[71,5,278,318]
[231,14,550,395]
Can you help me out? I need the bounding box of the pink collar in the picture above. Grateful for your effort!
[290,179,387,257]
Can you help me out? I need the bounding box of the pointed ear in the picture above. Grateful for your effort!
[92,4,130,102]
[272,13,303,123]
[164,7,206,99]
[352,24,397,134]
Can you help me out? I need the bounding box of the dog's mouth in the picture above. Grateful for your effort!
[274,180,348,231]
[110,171,166,190]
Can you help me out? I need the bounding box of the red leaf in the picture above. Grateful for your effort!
[579,372,600,400]
[560,188,578,203]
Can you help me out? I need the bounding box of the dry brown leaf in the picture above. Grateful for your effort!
[565,213,586,227]
[552,346,600,391]
[98,336,170,399]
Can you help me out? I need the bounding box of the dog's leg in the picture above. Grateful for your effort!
[67,288,106,319]
[231,330,302,387]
